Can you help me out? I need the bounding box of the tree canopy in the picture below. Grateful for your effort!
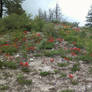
[86,6,92,27]
[0,0,25,18]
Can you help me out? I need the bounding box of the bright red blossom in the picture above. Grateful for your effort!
[3,44,9,46]
[71,52,77,56]
[27,46,35,51]
[20,62,24,66]
[48,37,54,42]
[50,58,54,62]
[36,33,41,37]
[23,31,28,34]
[69,74,73,79]
[71,47,80,52]
[24,62,29,66]
[20,62,29,66]
[64,57,69,61]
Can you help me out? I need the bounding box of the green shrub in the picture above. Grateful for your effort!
[10,30,25,41]
[0,61,4,68]
[38,40,55,49]
[0,45,17,55]
[21,67,30,73]
[4,61,18,69]
[0,61,17,69]
[71,80,79,85]
[31,16,45,32]
[71,63,80,72]
[61,89,75,92]
[44,49,62,57]
[40,71,51,76]
[17,74,32,85]
[60,73,67,78]
[0,85,9,90]
[57,63,69,67]
[42,23,58,37]
[0,13,31,33]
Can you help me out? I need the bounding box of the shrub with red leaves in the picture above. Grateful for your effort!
[23,31,28,34]
[48,37,54,42]
[56,38,63,43]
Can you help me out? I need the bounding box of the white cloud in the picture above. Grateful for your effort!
[56,0,92,26]
[23,0,92,26]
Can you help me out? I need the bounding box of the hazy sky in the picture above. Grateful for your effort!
[23,0,92,26]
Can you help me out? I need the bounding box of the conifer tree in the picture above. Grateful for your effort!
[86,6,92,27]
[54,3,62,22]
[0,0,25,17]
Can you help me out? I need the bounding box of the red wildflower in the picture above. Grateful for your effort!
[22,37,27,41]
[48,37,54,42]
[71,47,80,52]
[56,38,63,42]
[5,41,8,43]
[64,47,68,50]
[27,46,35,51]
[64,57,69,61]
[23,31,28,34]
[5,53,10,57]
[69,74,73,79]
[15,38,19,41]
[13,43,18,49]
[3,44,9,46]
[0,45,2,47]
[24,62,29,66]
[90,54,92,57]
[50,58,54,62]
[36,33,41,37]
[71,52,77,56]
[20,62,24,66]
[72,41,76,45]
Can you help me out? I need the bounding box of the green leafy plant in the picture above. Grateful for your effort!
[57,63,69,67]
[71,63,80,72]
[4,61,18,69]
[0,45,17,55]
[0,14,31,33]
[21,67,30,73]
[54,69,60,74]
[0,61,4,68]
[71,80,79,85]
[40,71,51,76]
[60,73,67,78]
[61,89,75,92]
[0,85,9,90]
[17,74,32,85]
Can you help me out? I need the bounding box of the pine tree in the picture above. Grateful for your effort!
[54,3,62,22]
[48,9,54,21]
[38,8,43,19]
[2,0,25,15]
[43,11,47,21]
[86,6,92,27]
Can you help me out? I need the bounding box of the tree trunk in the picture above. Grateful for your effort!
[0,0,3,18]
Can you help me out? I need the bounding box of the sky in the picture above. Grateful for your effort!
[22,0,92,26]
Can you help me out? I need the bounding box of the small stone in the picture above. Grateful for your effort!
[0,80,7,85]
[15,54,20,58]
[30,58,34,61]
[87,84,91,88]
